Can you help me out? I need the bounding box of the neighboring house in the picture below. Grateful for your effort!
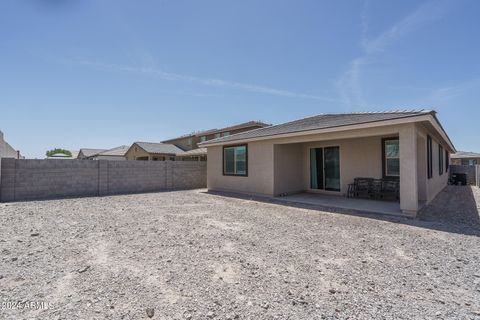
[125,142,184,161]
[77,148,107,160]
[46,151,79,159]
[92,145,129,161]
[0,130,23,159]
[200,110,455,217]
[162,121,270,152]
[451,151,480,166]
[77,146,127,160]
[176,147,207,161]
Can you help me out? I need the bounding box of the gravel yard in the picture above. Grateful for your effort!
[1,187,480,320]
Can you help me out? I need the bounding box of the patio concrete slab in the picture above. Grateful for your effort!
[276,192,403,216]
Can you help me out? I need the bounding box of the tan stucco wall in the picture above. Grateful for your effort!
[125,145,151,160]
[273,144,304,195]
[416,125,449,204]
[207,141,274,196]
[300,136,384,196]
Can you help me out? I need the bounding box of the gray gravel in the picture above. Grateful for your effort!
[1,188,480,319]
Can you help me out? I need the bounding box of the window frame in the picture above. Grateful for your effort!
[445,149,449,172]
[427,135,433,179]
[438,145,444,175]
[382,137,400,178]
[222,144,248,177]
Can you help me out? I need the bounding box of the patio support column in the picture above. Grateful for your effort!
[399,124,419,217]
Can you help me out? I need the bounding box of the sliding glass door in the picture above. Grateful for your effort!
[310,146,340,192]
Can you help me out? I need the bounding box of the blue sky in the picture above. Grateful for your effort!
[0,0,479,158]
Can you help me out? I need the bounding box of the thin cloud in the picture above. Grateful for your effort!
[427,78,480,102]
[337,0,454,109]
[75,60,339,102]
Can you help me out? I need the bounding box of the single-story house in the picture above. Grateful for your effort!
[77,146,128,160]
[77,148,107,160]
[176,147,207,161]
[125,142,184,161]
[451,151,480,166]
[94,145,129,161]
[199,110,455,217]
[47,150,79,159]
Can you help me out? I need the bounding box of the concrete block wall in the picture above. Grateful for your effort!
[0,159,207,202]
[105,161,169,195]
[450,165,477,185]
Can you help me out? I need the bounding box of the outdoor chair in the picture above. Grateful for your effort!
[348,177,374,199]
[379,179,400,201]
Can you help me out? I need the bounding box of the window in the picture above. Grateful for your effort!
[461,159,478,166]
[310,147,340,191]
[427,135,433,179]
[223,145,247,176]
[383,138,400,177]
[445,150,449,172]
[214,133,221,139]
[439,145,444,175]
[187,138,193,146]
[200,136,207,142]
[222,132,231,137]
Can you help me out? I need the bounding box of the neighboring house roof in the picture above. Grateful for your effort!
[78,148,107,158]
[133,142,184,155]
[177,147,207,157]
[97,145,129,157]
[451,151,480,159]
[2,142,22,159]
[49,153,71,158]
[200,110,454,151]
[162,121,270,143]
[194,121,271,137]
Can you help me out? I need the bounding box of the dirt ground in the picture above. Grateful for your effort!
[1,187,479,320]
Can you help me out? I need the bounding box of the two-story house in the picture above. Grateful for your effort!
[162,121,270,161]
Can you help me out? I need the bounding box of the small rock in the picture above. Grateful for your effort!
[30,233,40,237]
[146,308,155,318]
[261,302,269,309]
[207,311,215,318]
[184,313,193,320]
[11,257,18,262]
[0,275,4,279]
[77,266,90,273]
[329,289,336,294]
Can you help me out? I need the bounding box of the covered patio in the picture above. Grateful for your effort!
[272,122,442,216]
[276,192,403,216]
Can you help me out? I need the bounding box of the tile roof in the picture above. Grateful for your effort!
[200,110,435,146]
[135,142,184,155]
[177,147,207,156]
[79,148,107,157]
[98,145,129,157]
[162,121,270,142]
[451,151,480,159]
